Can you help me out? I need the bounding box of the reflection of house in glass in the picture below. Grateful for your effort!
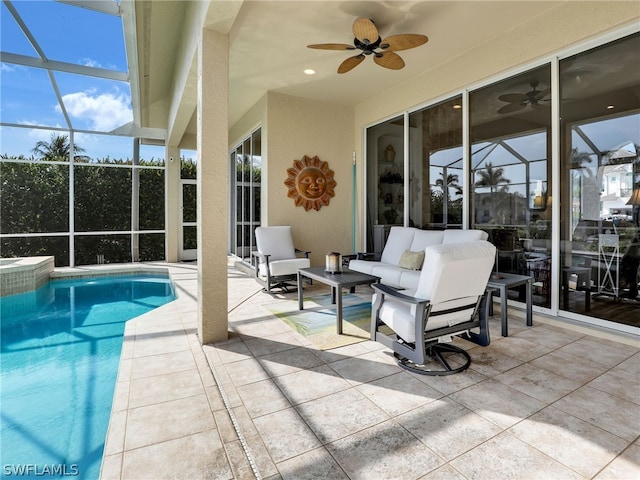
[600,163,634,220]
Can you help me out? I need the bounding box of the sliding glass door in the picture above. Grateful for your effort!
[469,65,552,308]
[560,33,639,328]
[364,31,639,330]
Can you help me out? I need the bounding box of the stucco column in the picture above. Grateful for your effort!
[197,28,229,344]
[165,145,180,263]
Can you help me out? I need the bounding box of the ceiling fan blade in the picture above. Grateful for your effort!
[531,102,550,110]
[380,34,428,51]
[498,102,526,114]
[498,93,527,103]
[353,17,379,45]
[338,54,365,74]
[307,43,356,51]
[374,51,405,70]
[532,88,551,101]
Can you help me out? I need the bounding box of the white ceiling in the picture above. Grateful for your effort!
[137,0,597,137]
[225,1,564,126]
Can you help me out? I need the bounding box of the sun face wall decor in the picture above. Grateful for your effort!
[284,155,337,211]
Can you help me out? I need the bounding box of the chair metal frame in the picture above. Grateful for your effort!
[251,248,310,293]
[371,283,491,376]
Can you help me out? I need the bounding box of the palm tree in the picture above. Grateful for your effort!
[474,162,510,193]
[31,134,87,161]
[435,172,462,201]
[473,162,511,223]
[434,171,463,225]
[568,147,593,169]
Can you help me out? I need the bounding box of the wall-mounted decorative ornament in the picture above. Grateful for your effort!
[284,155,337,211]
[384,144,396,162]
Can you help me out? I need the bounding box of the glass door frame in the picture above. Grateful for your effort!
[179,179,197,261]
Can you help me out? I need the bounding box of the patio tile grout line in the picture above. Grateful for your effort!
[205,349,262,480]
[194,283,268,480]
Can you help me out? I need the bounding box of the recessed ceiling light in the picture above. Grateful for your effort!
[452,104,462,109]
[304,69,316,75]
[606,105,615,109]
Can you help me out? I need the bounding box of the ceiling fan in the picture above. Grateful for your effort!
[307,17,428,74]
[497,80,551,114]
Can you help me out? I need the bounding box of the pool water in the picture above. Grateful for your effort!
[0,274,175,479]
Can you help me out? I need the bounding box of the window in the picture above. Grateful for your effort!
[365,115,404,252]
[470,65,553,308]
[409,96,464,230]
[230,128,261,260]
[560,33,640,327]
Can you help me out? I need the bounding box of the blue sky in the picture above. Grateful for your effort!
[1,0,140,160]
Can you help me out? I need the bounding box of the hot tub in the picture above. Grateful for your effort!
[0,256,55,297]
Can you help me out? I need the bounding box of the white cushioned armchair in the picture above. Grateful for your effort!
[252,226,311,293]
[371,240,496,375]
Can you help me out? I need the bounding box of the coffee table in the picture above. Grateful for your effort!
[297,267,380,334]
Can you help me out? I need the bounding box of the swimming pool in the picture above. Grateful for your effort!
[1,274,176,479]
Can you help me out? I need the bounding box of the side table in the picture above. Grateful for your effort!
[486,272,533,337]
[562,266,591,311]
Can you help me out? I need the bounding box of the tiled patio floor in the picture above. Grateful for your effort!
[101,261,640,479]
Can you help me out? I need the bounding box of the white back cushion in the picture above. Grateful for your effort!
[409,230,445,252]
[380,227,417,266]
[255,226,296,260]
[415,241,496,304]
[442,229,488,244]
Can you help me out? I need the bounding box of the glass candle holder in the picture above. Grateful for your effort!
[325,252,342,274]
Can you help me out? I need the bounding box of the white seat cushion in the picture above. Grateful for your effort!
[255,226,296,260]
[442,229,488,244]
[375,293,479,343]
[380,227,417,266]
[415,241,495,303]
[369,264,403,287]
[409,230,444,252]
[398,269,421,289]
[348,259,381,275]
[259,258,310,277]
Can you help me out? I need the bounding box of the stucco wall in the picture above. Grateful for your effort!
[264,92,355,267]
[229,93,266,147]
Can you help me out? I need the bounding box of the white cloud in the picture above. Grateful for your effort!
[81,58,103,68]
[57,90,133,131]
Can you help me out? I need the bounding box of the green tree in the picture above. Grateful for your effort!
[1,141,167,265]
[31,133,89,161]
[474,162,512,224]
[474,162,510,193]
[568,147,593,170]
[435,172,462,201]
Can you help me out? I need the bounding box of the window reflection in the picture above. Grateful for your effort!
[470,65,552,307]
[560,32,640,327]
[366,115,404,252]
[363,32,639,328]
[408,98,463,231]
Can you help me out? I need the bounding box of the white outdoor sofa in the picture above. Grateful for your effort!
[349,227,489,290]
